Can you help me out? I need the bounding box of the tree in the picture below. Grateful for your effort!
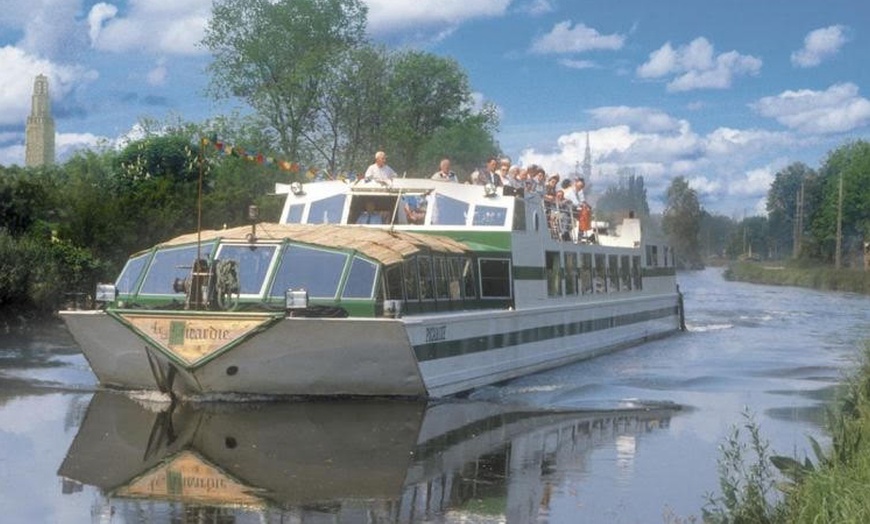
[596,168,650,219]
[203,0,368,163]
[384,51,473,172]
[662,176,704,269]
[808,140,870,265]
[766,162,816,259]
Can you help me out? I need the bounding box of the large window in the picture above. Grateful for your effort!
[216,244,277,295]
[418,256,435,300]
[580,253,593,295]
[116,253,150,294]
[140,244,214,295]
[284,204,304,224]
[342,256,378,299]
[546,251,562,297]
[632,255,642,290]
[609,255,620,292]
[620,255,632,291]
[564,252,578,295]
[403,258,420,300]
[431,194,468,226]
[479,259,511,298]
[269,245,347,298]
[472,205,507,226]
[308,194,345,224]
[593,254,607,293]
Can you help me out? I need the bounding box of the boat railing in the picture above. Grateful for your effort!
[542,201,596,244]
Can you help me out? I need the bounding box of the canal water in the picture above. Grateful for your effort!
[1,268,869,523]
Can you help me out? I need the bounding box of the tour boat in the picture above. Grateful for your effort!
[60,178,683,398]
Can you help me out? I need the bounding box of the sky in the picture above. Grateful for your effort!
[1,0,869,215]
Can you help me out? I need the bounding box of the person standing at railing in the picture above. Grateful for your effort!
[364,151,396,181]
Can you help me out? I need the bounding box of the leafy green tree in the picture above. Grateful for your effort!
[699,212,735,259]
[203,0,368,163]
[662,176,704,269]
[384,51,473,172]
[808,140,870,265]
[417,113,501,180]
[596,169,650,219]
[766,162,817,259]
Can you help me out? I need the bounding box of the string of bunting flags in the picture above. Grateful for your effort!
[200,137,354,181]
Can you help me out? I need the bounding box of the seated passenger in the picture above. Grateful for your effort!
[403,194,427,225]
[357,201,384,224]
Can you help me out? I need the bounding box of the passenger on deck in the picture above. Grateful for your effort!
[483,157,502,186]
[356,200,384,224]
[403,194,428,225]
[364,151,397,182]
[431,158,458,182]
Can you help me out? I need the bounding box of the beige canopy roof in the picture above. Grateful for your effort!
[155,223,470,266]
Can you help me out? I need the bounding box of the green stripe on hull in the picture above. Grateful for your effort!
[413,306,677,362]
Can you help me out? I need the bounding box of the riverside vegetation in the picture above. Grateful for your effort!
[701,342,870,523]
[724,261,870,295]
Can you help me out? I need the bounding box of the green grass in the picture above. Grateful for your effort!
[724,262,870,294]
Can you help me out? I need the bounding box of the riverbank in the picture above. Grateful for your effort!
[724,261,870,294]
[780,343,870,521]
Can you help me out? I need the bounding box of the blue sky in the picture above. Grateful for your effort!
[1,0,868,215]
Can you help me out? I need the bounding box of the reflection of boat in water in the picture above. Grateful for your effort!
[59,392,677,522]
[60,178,682,398]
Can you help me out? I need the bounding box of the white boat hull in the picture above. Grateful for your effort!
[61,292,679,398]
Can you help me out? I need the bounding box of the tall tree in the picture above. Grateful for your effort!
[808,140,870,265]
[385,51,473,172]
[766,162,816,259]
[662,176,704,269]
[203,0,367,163]
[596,168,650,218]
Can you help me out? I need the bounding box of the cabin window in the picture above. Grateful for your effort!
[269,245,347,298]
[645,245,659,267]
[342,256,378,299]
[632,255,642,290]
[472,205,507,227]
[384,265,404,300]
[580,253,593,295]
[620,255,631,291]
[433,257,450,299]
[216,244,277,295]
[140,244,214,295]
[512,200,526,231]
[285,204,304,224]
[564,252,578,295]
[403,258,420,300]
[463,258,477,299]
[431,194,468,226]
[593,254,607,293]
[308,194,345,224]
[479,258,511,298]
[418,256,435,300]
[116,253,150,294]
[663,246,670,267]
[350,195,396,225]
[609,255,620,292]
[546,251,562,297]
[448,258,463,300]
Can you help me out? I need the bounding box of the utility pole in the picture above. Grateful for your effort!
[793,180,804,258]
[835,172,843,269]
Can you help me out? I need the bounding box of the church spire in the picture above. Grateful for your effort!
[25,74,56,167]
[581,131,592,180]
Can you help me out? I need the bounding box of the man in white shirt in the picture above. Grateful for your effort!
[364,151,397,181]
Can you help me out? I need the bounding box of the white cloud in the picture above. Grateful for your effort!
[558,58,597,70]
[365,0,510,33]
[146,59,168,86]
[519,0,556,16]
[752,82,870,134]
[0,143,25,167]
[12,0,88,60]
[88,0,211,55]
[88,3,118,45]
[587,106,682,133]
[516,107,802,214]
[791,25,848,68]
[0,46,97,126]
[637,37,761,92]
[531,21,625,54]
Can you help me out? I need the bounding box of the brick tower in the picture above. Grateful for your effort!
[25,74,56,167]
